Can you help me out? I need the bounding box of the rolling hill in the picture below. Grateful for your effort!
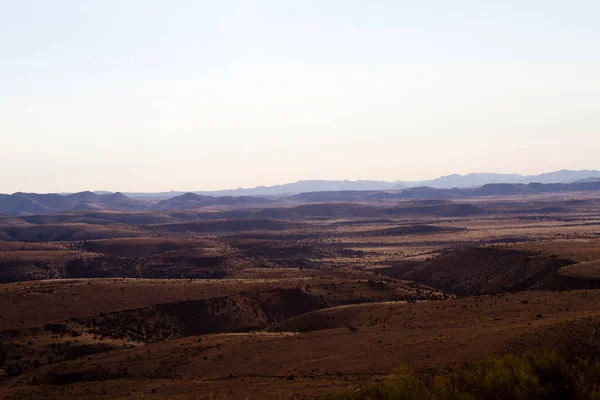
[3,176,600,216]
[155,193,271,209]
[0,192,149,216]
[0,192,269,216]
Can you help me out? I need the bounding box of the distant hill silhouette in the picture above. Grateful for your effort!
[0,192,148,216]
[396,169,600,189]
[397,173,523,189]
[289,181,600,202]
[65,191,101,202]
[2,170,600,216]
[121,170,600,197]
[127,180,401,198]
[0,192,272,216]
[575,177,600,183]
[156,193,271,210]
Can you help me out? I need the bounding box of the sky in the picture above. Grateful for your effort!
[1,0,599,193]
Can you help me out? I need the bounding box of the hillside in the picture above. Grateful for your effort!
[4,179,600,217]
[395,247,574,295]
[294,181,600,202]
[155,193,271,209]
[1,195,600,398]
[0,192,149,216]
[0,192,269,216]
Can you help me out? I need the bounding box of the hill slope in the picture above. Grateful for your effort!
[156,193,271,209]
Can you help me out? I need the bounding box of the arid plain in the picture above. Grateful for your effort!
[2,189,600,399]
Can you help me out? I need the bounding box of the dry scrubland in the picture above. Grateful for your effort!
[2,194,600,398]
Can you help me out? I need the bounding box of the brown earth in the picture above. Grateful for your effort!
[3,289,600,399]
[1,195,600,398]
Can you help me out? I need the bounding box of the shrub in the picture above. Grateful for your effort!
[327,367,433,400]
[325,351,600,400]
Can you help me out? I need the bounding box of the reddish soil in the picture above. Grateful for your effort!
[2,196,600,398]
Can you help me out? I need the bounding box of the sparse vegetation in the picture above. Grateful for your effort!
[2,195,600,398]
[326,351,600,400]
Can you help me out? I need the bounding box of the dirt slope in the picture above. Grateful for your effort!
[400,247,574,295]
[4,290,600,399]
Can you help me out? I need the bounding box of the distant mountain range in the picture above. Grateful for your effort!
[0,192,271,216]
[123,170,600,197]
[293,181,600,202]
[125,180,401,198]
[2,170,600,216]
[398,170,600,189]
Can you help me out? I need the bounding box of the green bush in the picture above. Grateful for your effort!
[325,351,600,400]
[326,367,433,400]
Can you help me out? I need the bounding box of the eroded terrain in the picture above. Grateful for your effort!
[2,194,600,398]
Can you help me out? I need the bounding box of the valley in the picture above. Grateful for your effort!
[2,190,600,398]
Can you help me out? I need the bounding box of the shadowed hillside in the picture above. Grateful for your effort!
[156,193,272,210]
[396,248,575,295]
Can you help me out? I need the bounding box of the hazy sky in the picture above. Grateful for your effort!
[1,1,599,193]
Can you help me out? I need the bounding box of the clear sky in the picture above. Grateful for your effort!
[1,0,599,193]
